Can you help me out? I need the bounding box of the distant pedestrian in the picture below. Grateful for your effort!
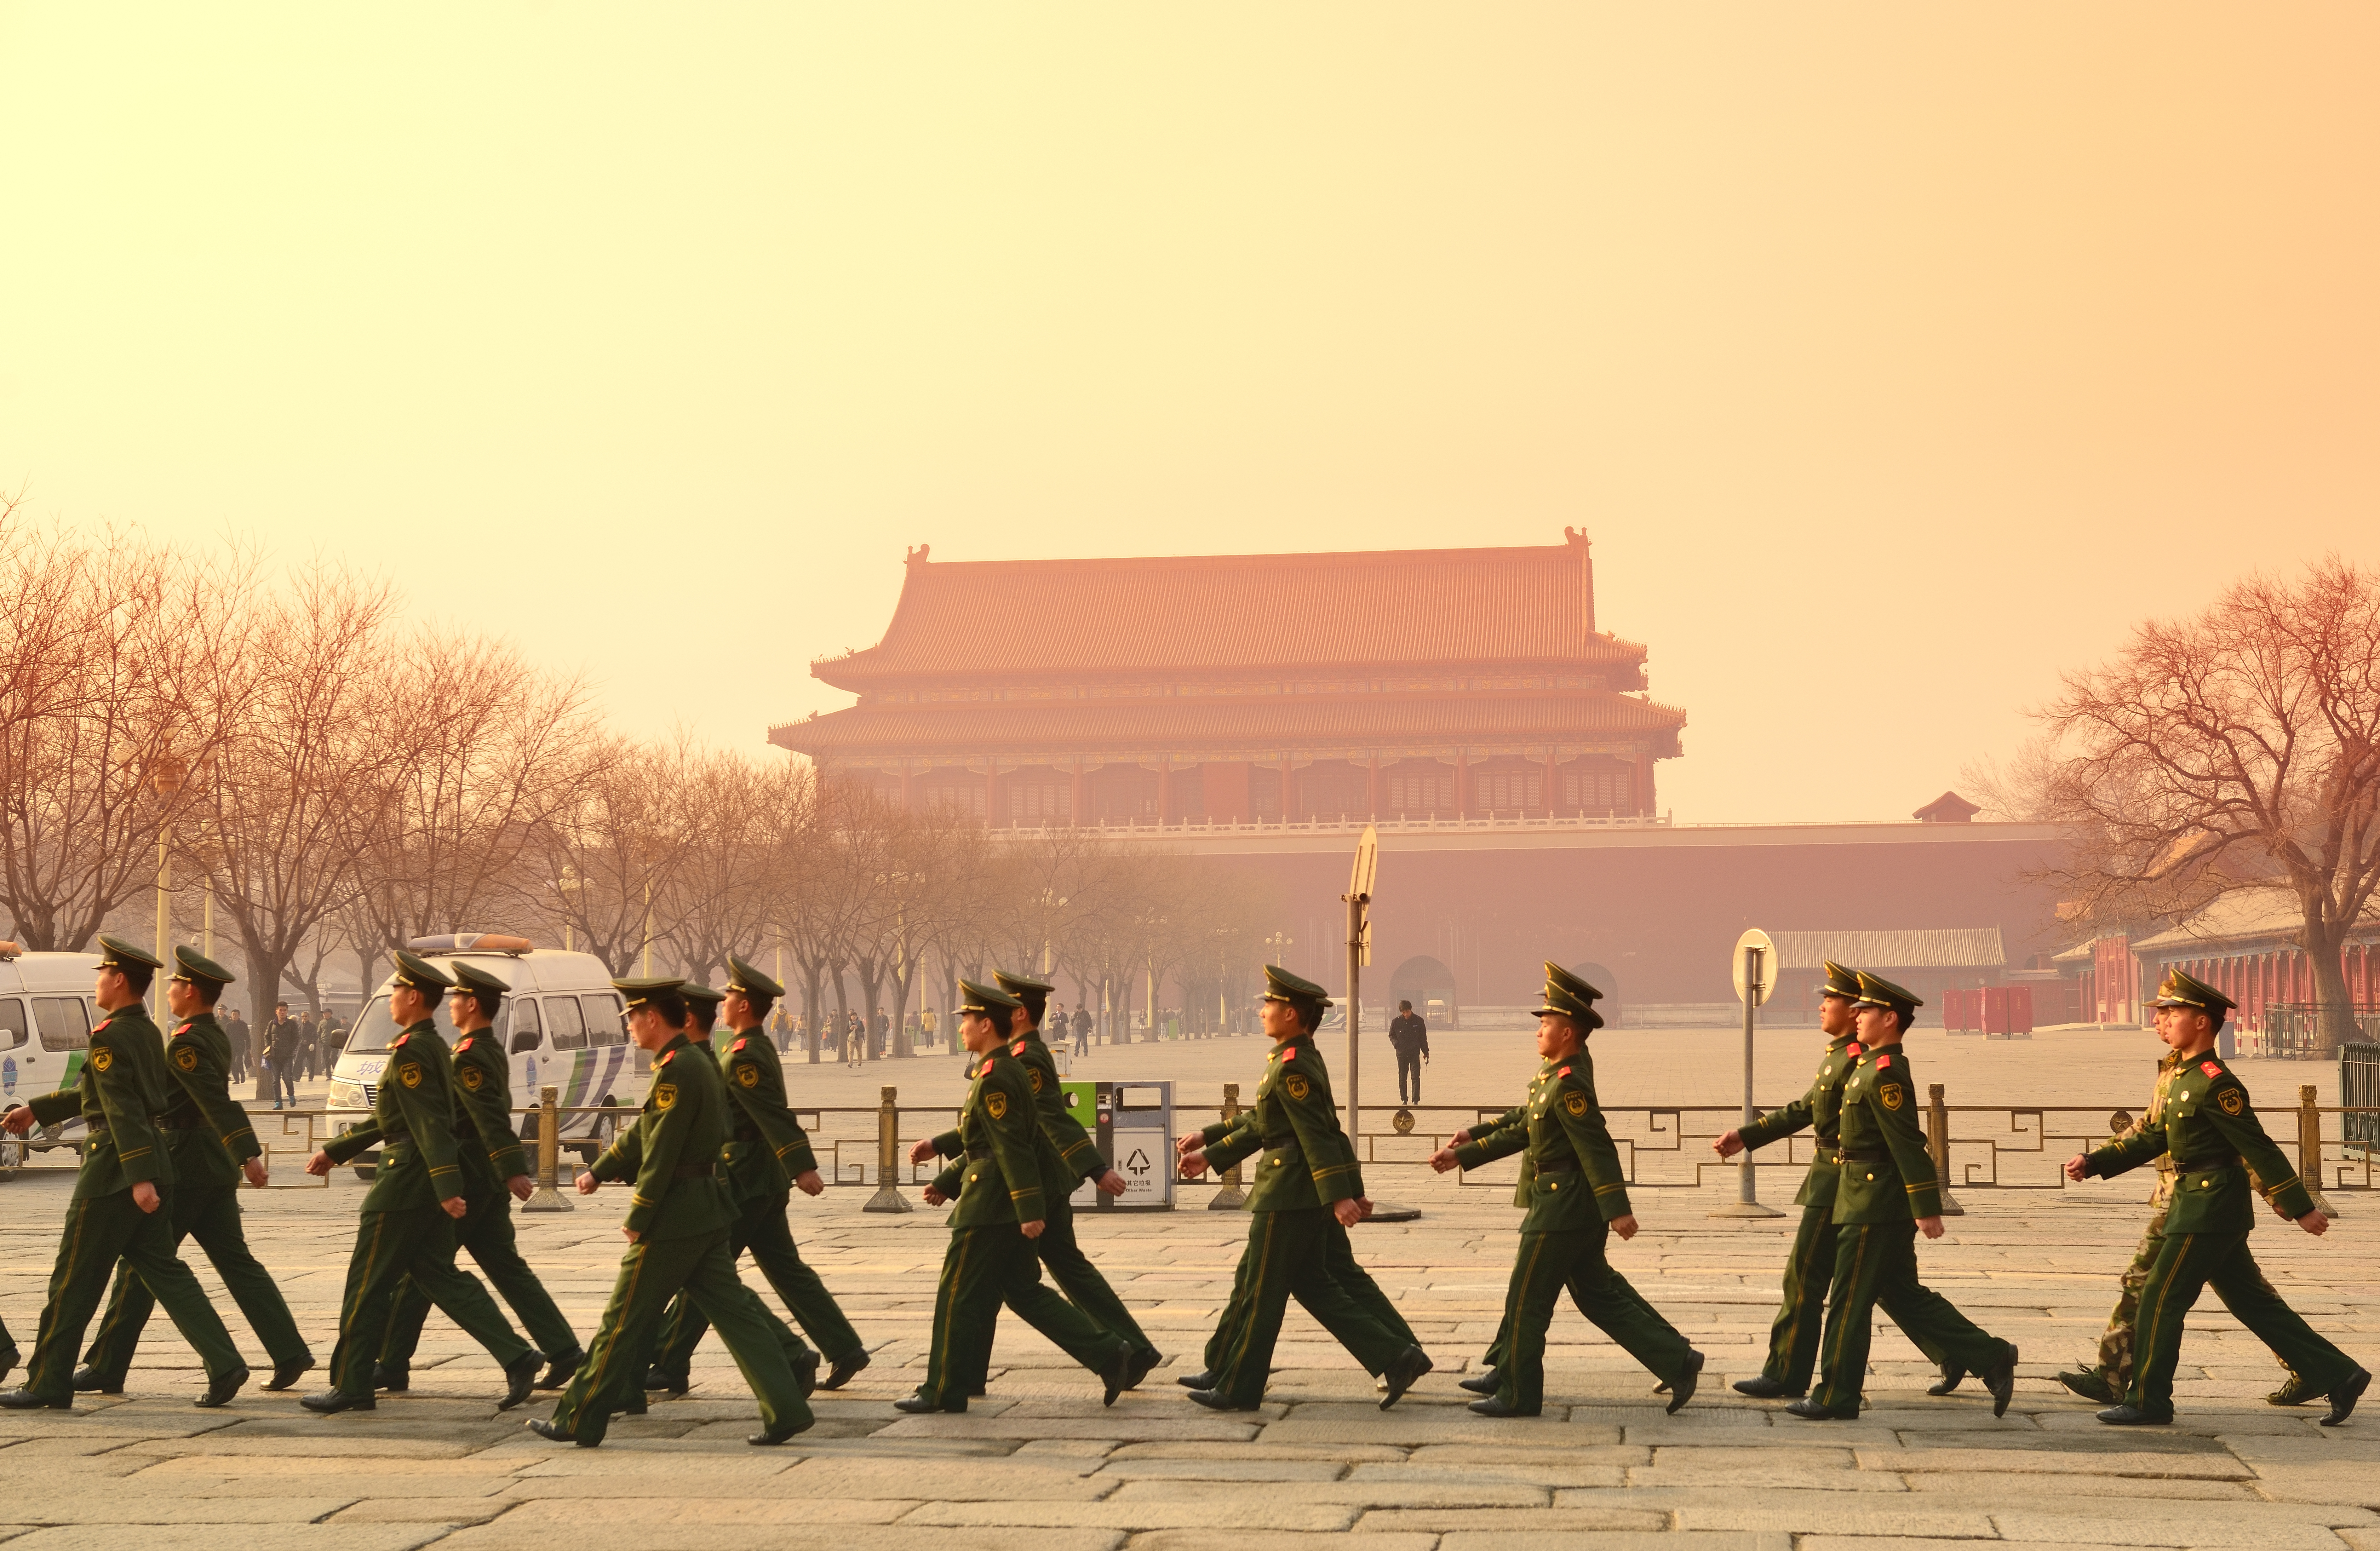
[299,1013,320,1081]
[1389,1001,1430,1104]
[1071,1004,1091,1056]
[266,1002,301,1108]
[224,1006,252,1084]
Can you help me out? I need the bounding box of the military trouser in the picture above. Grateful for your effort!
[550,1227,813,1447]
[649,1188,858,1378]
[2126,1228,2357,1422]
[1476,1219,1694,1398]
[1203,1216,1417,1379]
[914,1222,1129,1409]
[1810,1220,2008,1414]
[2082,1202,2295,1396]
[1751,1203,1950,1392]
[958,1191,1148,1392]
[379,1177,577,1368]
[20,1187,245,1404]
[0,1314,16,1370]
[1206,1206,1410,1408]
[328,1206,533,1400]
[80,1174,310,1388]
[1492,1222,1693,1414]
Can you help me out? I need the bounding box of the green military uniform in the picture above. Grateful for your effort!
[902,981,1131,1413]
[1800,973,2014,1420]
[0,938,248,1411]
[540,979,813,1447]
[1187,967,1425,1412]
[309,953,538,1412]
[649,959,861,1388]
[2082,970,2367,1426]
[77,948,311,1394]
[0,1318,16,1386]
[1731,961,1951,1399]
[1457,967,1697,1416]
[378,960,580,1385]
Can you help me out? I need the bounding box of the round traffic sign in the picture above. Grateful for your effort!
[1732,928,1778,1007]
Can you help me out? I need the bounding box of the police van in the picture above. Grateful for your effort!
[326,934,640,1177]
[0,942,104,1178]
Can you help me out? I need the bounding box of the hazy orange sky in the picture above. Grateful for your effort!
[4,5,2374,823]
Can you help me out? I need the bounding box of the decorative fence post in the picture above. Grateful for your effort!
[2300,1085,2339,1217]
[865,1085,914,1213]
[1927,1083,1965,1216]
[523,1085,571,1213]
[1209,1082,1246,1210]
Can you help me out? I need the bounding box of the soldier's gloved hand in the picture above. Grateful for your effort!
[1095,1169,1127,1197]
[2299,1210,2330,1236]
[306,1149,335,1176]
[1713,1130,1745,1159]
[1917,1216,1945,1239]
[1428,1146,1461,1173]
[574,1171,600,1195]
[243,1157,269,1188]
[1332,1199,1362,1228]
[441,1195,467,1219]
[1019,1218,1045,1239]
[132,1181,161,1214]
[908,1138,939,1166]
[795,1170,825,1196]
[507,1175,534,1201]
[2063,1154,2089,1182]
[1610,1213,1638,1240]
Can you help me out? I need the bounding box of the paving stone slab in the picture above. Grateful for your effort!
[0,1529,453,1551]
[437,1524,1125,1551]
[897,1500,1355,1531]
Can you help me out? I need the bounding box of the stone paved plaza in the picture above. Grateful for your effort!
[4,1025,2377,1549]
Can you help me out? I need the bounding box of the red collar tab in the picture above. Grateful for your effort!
[657,1048,676,1067]
[2201,1060,2222,1077]
[175,1022,192,1036]
[1876,1054,1892,1069]
[1846,1042,1862,1057]
[1013,1042,1027,1056]
[1557,1065,1572,1078]
[1280,1045,1297,1062]
[389,1032,405,1048]
[732,1038,748,1052]
[456,1037,472,1052]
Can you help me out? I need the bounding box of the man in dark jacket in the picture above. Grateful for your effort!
[265,1004,301,1108]
[1071,1005,1092,1055]
[223,1008,251,1085]
[1388,1001,1429,1104]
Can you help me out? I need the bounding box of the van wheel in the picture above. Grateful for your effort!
[0,1133,23,1177]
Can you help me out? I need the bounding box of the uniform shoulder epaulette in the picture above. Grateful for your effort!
[175,1022,193,1036]
[2200,1059,2223,1078]
[732,1038,748,1053]
[1012,1041,1027,1056]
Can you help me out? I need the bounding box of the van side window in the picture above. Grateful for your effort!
[0,997,25,1051]
[581,994,627,1048]
[546,995,587,1052]
[506,996,544,1056]
[34,997,91,1053]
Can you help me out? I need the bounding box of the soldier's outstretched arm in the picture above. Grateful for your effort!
[1863,1059,1943,1222]
[1552,1077,1635,1224]
[1281,1066,1360,1207]
[2198,1078,2318,1221]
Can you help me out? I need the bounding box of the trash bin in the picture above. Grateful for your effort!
[1067,1079,1174,1210]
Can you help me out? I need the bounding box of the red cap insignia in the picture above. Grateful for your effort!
[1557,1065,1572,1078]
[2201,1060,2221,1077]
[1877,1054,1891,1069]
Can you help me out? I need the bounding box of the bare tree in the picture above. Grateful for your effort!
[2038,557,2380,1051]
[514,734,690,975]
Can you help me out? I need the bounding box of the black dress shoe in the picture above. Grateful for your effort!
[1122,1346,1164,1392]
[535,1348,584,1390]
[1467,1394,1537,1418]
[195,1363,251,1409]
[1785,1397,1858,1420]
[794,1345,821,1400]
[1185,1388,1259,1412]
[1927,1360,1967,1397]
[1102,1345,1134,1408]
[1380,1345,1433,1411]
[300,1389,374,1413]
[71,1366,121,1395]
[748,1413,816,1445]
[1175,1369,1214,1390]
[1665,1350,1704,1415]
[1458,1370,1502,1396]
[264,1357,314,1392]
[0,1388,71,1411]
[2322,1367,2371,1427]
[644,1364,689,1396]
[372,1362,408,1394]
[2056,1368,2115,1403]
[2095,1404,2170,1426]
[1731,1375,1802,1399]
[894,1391,961,1414]
[625,1392,648,1416]
[1986,1342,2018,1418]
[525,1417,578,1444]
[499,1351,541,1412]
[818,1350,871,1391]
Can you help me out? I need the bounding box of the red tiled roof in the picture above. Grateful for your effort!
[771,691,1686,761]
[813,534,1646,690]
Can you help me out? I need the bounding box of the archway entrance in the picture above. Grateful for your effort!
[1390,954,1460,1030]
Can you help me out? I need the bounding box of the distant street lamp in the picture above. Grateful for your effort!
[1264,931,1292,966]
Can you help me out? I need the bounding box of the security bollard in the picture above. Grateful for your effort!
[2300,1085,2339,1217]
[523,1085,572,1213]
[864,1084,913,1213]
[1927,1084,1965,1216]
[1209,1082,1246,1210]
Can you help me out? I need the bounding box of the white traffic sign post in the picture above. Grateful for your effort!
[1343,826,1414,1220]
[1711,928,1785,1219]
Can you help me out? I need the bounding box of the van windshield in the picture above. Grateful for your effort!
[345,995,459,1053]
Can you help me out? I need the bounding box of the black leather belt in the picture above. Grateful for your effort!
[1837,1149,1886,1164]
[1534,1155,1578,1174]
[672,1162,715,1179]
[2170,1155,2239,1173]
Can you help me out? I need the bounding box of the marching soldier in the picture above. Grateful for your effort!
[1433,964,1702,1417]
[302,952,543,1413]
[1177,966,1430,1412]
[1792,972,2016,1420]
[374,960,583,1394]
[532,978,814,1446]
[74,948,313,1396]
[645,957,865,1394]
[1714,961,1961,1401]
[898,981,1136,1413]
[2069,970,2368,1426]
[0,937,250,1410]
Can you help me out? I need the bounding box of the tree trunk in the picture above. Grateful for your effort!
[830,966,851,1063]
[2308,913,2358,1055]
[799,964,824,1063]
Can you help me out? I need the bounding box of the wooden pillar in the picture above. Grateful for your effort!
[1456,749,1468,819]
[1367,753,1380,817]
[1634,749,1654,816]
[1070,760,1086,828]
[1281,754,1295,820]
[1543,746,1558,817]
[985,758,998,825]
[1158,759,1172,826]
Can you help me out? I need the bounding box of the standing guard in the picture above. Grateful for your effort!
[897,981,1135,1414]
[74,948,313,1396]
[1177,966,1430,1412]
[1793,972,2016,1420]
[0,938,250,1411]
[1434,964,1702,1417]
[374,960,583,1394]
[533,978,814,1446]
[302,952,542,1414]
[2070,970,2368,1426]
[1714,961,1960,1401]
[646,957,865,1394]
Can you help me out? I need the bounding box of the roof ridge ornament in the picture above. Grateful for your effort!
[906,543,931,566]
